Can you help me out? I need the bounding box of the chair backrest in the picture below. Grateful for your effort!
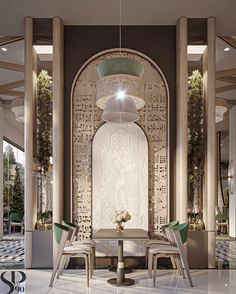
[161,220,179,235]
[216,213,229,221]
[62,220,78,244]
[166,223,189,247]
[10,213,23,222]
[54,223,72,245]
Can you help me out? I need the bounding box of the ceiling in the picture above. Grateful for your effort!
[0,0,236,35]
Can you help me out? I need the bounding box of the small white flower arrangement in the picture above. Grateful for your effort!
[112,211,131,231]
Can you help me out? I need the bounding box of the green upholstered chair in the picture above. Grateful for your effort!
[9,212,24,236]
[49,223,93,288]
[146,220,179,276]
[59,220,96,277]
[216,213,229,234]
[150,223,193,287]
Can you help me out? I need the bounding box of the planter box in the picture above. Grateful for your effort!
[32,230,53,268]
[187,230,208,269]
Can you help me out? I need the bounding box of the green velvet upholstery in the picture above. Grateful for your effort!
[161,220,179,234]
[62,220,76,229]
[97,57,144,78]
[173,223,189,244]
[216,213,229,221]
[167,220,179,228]
[54,223,69,245]
[9,213,23,222]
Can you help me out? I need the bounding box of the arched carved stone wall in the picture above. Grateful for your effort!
[71,49,169,241]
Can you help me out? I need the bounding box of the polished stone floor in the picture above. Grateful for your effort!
[0,269,235,294]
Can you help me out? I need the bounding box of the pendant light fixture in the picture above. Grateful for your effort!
[96,0,145,123]
[11,97,24,123]
[216,97,227,123]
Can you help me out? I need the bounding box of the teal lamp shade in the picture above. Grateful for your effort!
[97,57,144,78]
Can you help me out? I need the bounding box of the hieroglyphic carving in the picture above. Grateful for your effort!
[72,50,168,240]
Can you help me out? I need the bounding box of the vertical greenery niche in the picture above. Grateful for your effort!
[36,70,52,225]
[187,70,205,230]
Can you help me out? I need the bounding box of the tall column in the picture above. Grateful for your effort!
[52,17,64,260]
[229,106,236,238]
[176,17,188,222]
[205,17,216,268]
[0,105,3,240]
[24,17,37,268]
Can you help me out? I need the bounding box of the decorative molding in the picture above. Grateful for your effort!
[71,49,169,242]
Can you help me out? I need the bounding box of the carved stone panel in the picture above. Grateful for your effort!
[71,49,169,242]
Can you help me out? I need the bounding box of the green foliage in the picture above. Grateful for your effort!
[3,145,16,212]
[188,70,205,188]
[37,70,52,175]
[10,165,24,215]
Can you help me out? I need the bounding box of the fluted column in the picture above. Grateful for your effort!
[52,17,64,260]
[176,17,188,222]
[205,17,216,268]
[24,17,37,268]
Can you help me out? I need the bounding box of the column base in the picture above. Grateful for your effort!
[108,278,134,286]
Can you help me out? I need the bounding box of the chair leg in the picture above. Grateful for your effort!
[170,255,177,269]
[85,254,90,287]
[153,255,157,287]
[180,252,193,287]
[57,255,67,278]
[9,223,11,236]
[148,250,153,278]
[89,253,93,279]
[49,253,63,287]
[175,255,185,278]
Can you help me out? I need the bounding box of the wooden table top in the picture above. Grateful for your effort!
[93,228,149,241]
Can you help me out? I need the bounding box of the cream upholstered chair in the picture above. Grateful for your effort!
[49,223,93,288]
[146,220,179,276]
[59,220,96,278]
[149,223,193,287]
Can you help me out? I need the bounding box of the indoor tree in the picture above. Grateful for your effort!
[187,70,205,229]
[36,70,52,219]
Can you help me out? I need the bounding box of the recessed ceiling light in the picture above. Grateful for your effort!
[1,47,7,52]
[33,45,53,54]
[224,47,230,52]
[187,45,207,55]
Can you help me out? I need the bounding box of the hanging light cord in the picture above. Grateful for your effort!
[119,0,122,54]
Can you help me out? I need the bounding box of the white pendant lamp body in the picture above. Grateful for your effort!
[216,97,227,123]
[11,97,24,123]
[102,95,139,122]
[96,57,145,123]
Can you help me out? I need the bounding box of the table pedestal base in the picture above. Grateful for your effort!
[108,278,134,286]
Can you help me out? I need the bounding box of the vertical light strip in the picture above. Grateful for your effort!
[53,17,64,261]
[176,17,188,222]
[206,16,216,269]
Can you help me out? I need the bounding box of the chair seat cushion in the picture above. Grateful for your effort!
[149,245,179,254]
[63,245,92,254]
[72,240,96,246]
[146,240,170,247]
